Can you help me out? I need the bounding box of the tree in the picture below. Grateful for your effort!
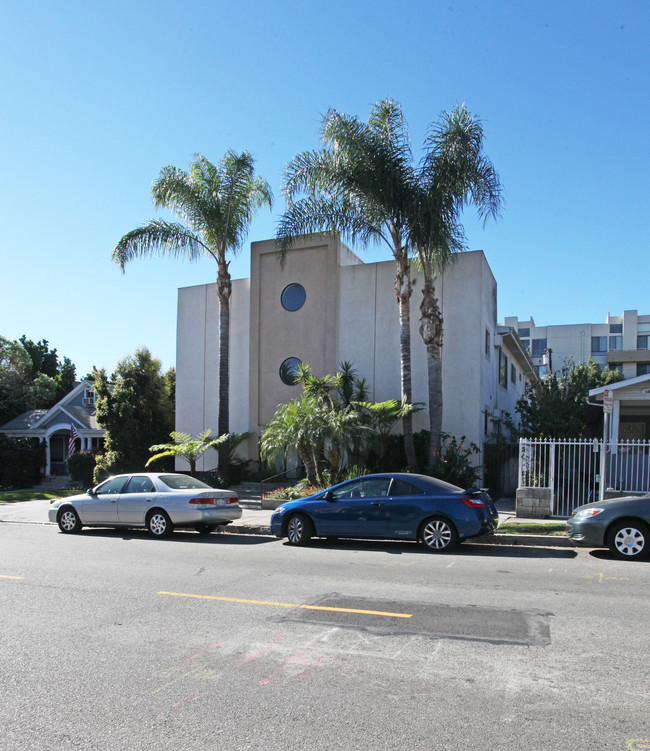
[94,348,174,479]
[515,359,623,438]
[357,397,418,465]
[146,429,230,475]
[414,105,502,470]
[278,99,422,471]
[0,336,76,424]
[112,151,272,478]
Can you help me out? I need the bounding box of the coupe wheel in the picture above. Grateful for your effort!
[58,507,82,534]
[147,510,173,538]
[195,523,218,535]
[286,513,312,546]
[607,520,649,560]
[420,516,458,552]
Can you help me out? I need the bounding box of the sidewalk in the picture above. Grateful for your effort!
[0,493,575,548]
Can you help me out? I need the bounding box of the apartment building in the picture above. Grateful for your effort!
[502,310,650,380]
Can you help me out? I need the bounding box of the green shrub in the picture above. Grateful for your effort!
[0,435,44,490]
[66,451,97,488]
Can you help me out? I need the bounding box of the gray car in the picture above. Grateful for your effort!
[48,472,242,538]
[566,494,650,560]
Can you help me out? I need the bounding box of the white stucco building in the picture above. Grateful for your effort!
[503,311,650,379]
[176,235,536,475]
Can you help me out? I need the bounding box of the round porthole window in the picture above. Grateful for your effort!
[279,357,302,385]
[281,283,306,311]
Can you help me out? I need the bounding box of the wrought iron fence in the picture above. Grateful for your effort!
[518,438,650,517]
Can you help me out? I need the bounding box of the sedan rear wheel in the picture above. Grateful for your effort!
[286,513,312,546]
[420,516,458,552]
[147,510,173,538]
[58,507,82,534]
[607,520,649,560]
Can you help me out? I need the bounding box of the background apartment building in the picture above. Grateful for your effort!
[502,311,650,380]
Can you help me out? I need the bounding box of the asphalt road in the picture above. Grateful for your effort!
[1,521,649,751]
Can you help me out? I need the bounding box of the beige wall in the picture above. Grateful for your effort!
[176,237,530,470]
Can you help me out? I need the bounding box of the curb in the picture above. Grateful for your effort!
[2,517,575,548]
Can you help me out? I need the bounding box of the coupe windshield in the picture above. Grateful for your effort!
[158,475,212,490]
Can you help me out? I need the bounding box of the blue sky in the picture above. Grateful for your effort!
[1,0,648,378]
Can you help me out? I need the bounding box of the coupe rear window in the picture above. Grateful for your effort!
[158,475,212,490]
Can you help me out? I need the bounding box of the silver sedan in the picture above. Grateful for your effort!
[48,472,242,538]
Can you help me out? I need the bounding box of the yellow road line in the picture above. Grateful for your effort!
[0,575,24,580]
[158,591,412,619]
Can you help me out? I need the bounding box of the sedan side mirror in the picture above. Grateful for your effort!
[324,490,335,502]
[87,488,97,497]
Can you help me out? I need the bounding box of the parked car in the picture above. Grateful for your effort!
[48,472,241,538]
[270,473,498,552]
[566,494,650,560]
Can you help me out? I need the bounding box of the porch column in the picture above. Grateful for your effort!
[45,436,51,475]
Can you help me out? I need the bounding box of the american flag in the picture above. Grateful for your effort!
[68,425,79,456]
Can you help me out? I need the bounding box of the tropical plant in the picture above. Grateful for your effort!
[146,429,231,474]
[357,397,419,465]
[430,433,481,489]
[112,151,272,479]
[260,393,326,485]
[278,99,422,471]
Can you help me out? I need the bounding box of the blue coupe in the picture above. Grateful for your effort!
[270,473,498,552]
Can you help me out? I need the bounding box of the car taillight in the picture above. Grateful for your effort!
[189,497,216,505]
[461,496,486,508]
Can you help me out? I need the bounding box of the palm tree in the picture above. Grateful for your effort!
[278,99,421,471]
[260,394,326,485]
[278,99,501,475]
[415,105,502,470]
[112,152,272,478]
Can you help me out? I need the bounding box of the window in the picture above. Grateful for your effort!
[124,476,155,493]
[510,363,516,384]
[518,327,530,338]
[83,388,95,406]
[591,336,607,354]
[531,338,547,358]
[95,477,127,495]
[331,477,391,499]
[485,329,490,357]
[390,479,425,496]
[609,363,623,374]
[279,357,302,385]
[281,283,306,311]
[638,335,649,351]
[637,363,650,377]
[520,339,530,352]
[499,349,508,389]
[609,336,623,351]
[537,364,548,377]
[609,323,622,334]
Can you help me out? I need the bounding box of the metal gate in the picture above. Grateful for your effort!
[518,438,650,517]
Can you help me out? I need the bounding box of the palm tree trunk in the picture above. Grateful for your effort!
[297,444,318,486]
[419,270,444,472]
[394,255,419,473]
[216,260,232,478]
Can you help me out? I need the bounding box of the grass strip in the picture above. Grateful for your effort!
[0,489,82,504]
[497,522,566,536]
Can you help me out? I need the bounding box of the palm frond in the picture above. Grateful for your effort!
[112,220,207,270]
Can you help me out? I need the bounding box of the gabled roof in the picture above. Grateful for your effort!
[31,379,94,429]
[0,379,100,434]
[0,409,48,431]
[589,373,650,398]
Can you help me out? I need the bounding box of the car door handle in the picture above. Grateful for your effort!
[371,501,386,506]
